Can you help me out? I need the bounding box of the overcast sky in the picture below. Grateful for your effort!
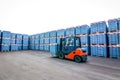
[0,0,120,35]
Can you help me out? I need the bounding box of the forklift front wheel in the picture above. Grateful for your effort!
[74,56,82,63]
[58,52,65,59]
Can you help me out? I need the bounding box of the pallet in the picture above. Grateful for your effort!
[108,31,118,34]
[66,34,75,37]
[81,44,89,46]
[108,45,119,47]
[91,32,106,35]
[91,55,107,58]
[1,50,9,52]
[57,36,65,38]
[97,44,107,47]
[109,57,120,59]
[90,44,107,46]
[10,50,16,52]
[50,36,57,38]
[97,55,107,58]
[80,34,88,36]
[91,54,97,56]
[90,44,98,46]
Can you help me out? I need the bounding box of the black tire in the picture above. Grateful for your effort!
[58,52,65,59]
[74,56,82,63]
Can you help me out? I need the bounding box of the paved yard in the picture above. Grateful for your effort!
[0,51,120,80]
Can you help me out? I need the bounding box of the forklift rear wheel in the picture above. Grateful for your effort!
[58,52,65,59]
[74,56,82,63]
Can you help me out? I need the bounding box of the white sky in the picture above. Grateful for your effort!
[0,0,120,35]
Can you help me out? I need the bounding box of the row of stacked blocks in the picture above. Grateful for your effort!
[0,18,120,59]
[0,31,29,52]
[29,18,120,59]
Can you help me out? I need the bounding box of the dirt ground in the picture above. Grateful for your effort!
[0,50,120,80]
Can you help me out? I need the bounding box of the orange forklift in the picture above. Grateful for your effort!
[50,36,87,63]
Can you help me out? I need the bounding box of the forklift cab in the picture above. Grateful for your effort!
[61,36,81,55]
